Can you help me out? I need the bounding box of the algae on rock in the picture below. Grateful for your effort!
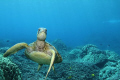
[0,54,22,80]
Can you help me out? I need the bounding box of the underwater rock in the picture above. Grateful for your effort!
[79,44,118,68]
[81,44,97,53]
[78,44,120,79]
[0,47,9,53]
[105,50,120,61]
[69,49,82,55]
[66,49,82,62]
[48,62,100,80]
[80,52,107,68]
[80,44,102,58]
[0,54,22,80]
[11,55,100,80]
[4,43,120,80]
[99,60,120,80]
[51,39,68,51]
[81,44,104,62]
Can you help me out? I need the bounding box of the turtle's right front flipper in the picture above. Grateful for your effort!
[3,43,29,57]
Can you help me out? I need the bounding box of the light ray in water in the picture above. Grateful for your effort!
[103,20,120,24]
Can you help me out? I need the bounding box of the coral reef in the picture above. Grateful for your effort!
[62,44,120,80]
[0,54,22,80]
[99,60,120,80]
[0,47,9,53]
[65,49,82,62]
[80,44,108,65]
[51,39,69,51]
[9,53,100,80]
[48,62,100,80]
[1,40,120,80]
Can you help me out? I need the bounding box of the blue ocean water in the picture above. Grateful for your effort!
[0,0,120,53]
[1,1,120,80]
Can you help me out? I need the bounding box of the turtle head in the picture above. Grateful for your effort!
[37,28,47,41]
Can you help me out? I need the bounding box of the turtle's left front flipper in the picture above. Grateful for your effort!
[45,50,55,80]
[3,43,29,57]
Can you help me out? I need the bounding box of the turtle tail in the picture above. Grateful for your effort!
[3,42,29,57]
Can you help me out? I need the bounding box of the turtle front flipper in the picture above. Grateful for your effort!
[3,43,29,57]
[45,49,55,80]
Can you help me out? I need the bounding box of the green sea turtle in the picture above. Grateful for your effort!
[3,28,62,80]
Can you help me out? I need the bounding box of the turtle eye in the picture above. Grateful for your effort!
[45,29,47,33]
[45,29,47,32]
[38,29,41,31]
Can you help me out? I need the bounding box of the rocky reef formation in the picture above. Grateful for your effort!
[51,39,71,51]
[0,40,120,80]
[66,44,120,80]
[0,54,22,80]
[0,47,9,53]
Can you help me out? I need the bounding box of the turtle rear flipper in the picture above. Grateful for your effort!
[3,43,29,57]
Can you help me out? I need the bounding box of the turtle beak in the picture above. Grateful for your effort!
[37,28,47,35]
[37,28,47,41]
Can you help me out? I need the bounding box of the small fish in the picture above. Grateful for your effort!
[107,44,110,47]
[67,75,72,79]
[91,74,95,77]
[6,40,9,42]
